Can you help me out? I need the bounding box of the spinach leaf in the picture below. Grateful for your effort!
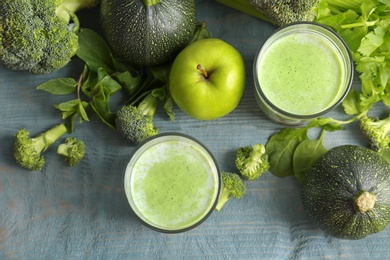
[293,130,327,183]
[76,28,120,74]
[265,127,309,177]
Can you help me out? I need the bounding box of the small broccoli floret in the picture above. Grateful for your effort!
[247,0,320,26]
[13,123,68,171]
[215,171,246,212]
[115,92,159,144]
[57,137,86,166]
[0,0,99,74]
[359,115,390,152]
[235,144,269,180]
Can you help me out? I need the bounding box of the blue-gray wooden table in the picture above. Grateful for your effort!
[1,1,389,259]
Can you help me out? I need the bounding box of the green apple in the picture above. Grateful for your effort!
[169,38,246,120]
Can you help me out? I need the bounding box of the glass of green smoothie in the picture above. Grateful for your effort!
[124,133,221,233]
[254,22,353,125]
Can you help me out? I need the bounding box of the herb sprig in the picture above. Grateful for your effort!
[36,22,211,133]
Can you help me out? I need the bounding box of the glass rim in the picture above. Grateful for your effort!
[124,132,222,233]
[253,21,354,120]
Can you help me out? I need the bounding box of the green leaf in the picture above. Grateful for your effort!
[342,88,362,115]
[378,148,390,163]
[293,131,327,183]
[312,117,344,132]
[379,0,390,6]
[90,99,116,129]
[150,64,172,83]
[36,78,77,95]
[81,68,97,97]
[98,68,122,94]
[358,25,385,56]
[188,22,212,45]
[163,94,175,122]
[381,93,390,107]
[114,70,143,96]
[355,54,385,80]
[55,99,80,113]
[92,68,122,102]
[54,99,90,122]
[78,101,90,122]
[265,127,309,177]
[76,28,119,74]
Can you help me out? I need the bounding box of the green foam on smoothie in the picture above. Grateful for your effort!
[127,139,219,230]
[257,32,345,115]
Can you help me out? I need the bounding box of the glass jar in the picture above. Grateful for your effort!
[254,22,353,125]
[124,133,221,233]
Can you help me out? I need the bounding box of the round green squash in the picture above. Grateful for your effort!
[302,145,390,240]
[100,0,197,67]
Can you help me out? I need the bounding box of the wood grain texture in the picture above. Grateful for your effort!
[1,1,390,259]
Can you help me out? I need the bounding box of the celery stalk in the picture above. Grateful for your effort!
[326,0,364,11]
[215,0,271,22]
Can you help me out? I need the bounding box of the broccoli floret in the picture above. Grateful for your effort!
[0,0,99,74]
[57,137,86,166]
[13,123,68,171]
[215,171,246,212]
[115,92,159,145]
[359,115,390,152]
[247,0,320,26]
[235,144,270,180]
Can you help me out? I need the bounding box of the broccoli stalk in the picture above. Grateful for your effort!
[0,0,99,74]
[13,123,69,171]
[57,137,86,166]
[215,171,246,212]
[56,0,100,30]
[115,91,160,144]
[359,115,390,152]
[235,144,270,181]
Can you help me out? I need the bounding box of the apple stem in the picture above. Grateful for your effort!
[197,64,209,79]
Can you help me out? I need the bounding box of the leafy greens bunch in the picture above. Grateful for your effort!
[36,23,212,144]
[263,0,390,182]
[216,0,390,182]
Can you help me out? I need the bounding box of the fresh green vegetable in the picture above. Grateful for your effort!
[359,114,390,152]
[235,0,390,181]
[266,127,309,177]
[57,137,86,166]
[37,23,211,133]
[247,0,320,26]
[215,0,272,21]
[100,0,197,66]
[235,144,269,180]
[0,0,99,74]
[115,88,166,144]
[265,118,348,178]
[293,129,327,183]
[13,123,69,171]
[302,145,390,240]
[315,1,390,113]
[215,171,246,211]
[217,0,364,26]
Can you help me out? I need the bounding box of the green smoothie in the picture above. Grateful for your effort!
[257,32,346,115]
[125,137,219,231]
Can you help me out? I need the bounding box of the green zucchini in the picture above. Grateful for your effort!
[302,145,390,239]
[100,0,197,66]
